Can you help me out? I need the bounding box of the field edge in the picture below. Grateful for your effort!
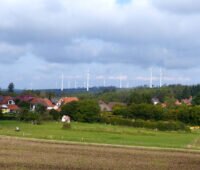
[1,135,200,154]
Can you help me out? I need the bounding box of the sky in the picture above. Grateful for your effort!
[0,0,200,89]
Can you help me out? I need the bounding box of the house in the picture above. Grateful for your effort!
[0,96,15,105]
[0,96,20,113]
[54,97,79,110]
[15,95,34,103]
[161,103,167,108]
[181,96,193,106]
[99,101,112,112]
[0,105,10,114]
[161,96,193,108]
[57,97,79,106]
[98,101,126,112]
[30,98,55,111]
[107,102,126,111]
[175,100,182,106]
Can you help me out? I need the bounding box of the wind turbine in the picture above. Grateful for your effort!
[126,81,129,88]
[119,74,122,89]
[61,73,64,91]
[86,69,90,92]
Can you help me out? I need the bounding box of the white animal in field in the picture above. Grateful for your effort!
[61,115,70,123]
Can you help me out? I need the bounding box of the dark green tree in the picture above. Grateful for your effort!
[8,82,14,93]
[192,93,200,105]
[61,101,79,119]
[61,100,100,122]
[49,109,60,121]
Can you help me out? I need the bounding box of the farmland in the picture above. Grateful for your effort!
[0,137,200,170]
[0,121,200,149]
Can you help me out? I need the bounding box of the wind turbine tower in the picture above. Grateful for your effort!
[61,73,64,91]
[119,74,122,89]
[126,81,129,88]
[86,70,90,92]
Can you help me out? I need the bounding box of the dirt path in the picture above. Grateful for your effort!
[0,137,200,170]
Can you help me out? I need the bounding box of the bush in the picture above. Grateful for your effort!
[49,109,60,121]
[127,104,164,120]
[62,122,71,129]
[0,113,16,120]
[40,112,53,121]
[17,109,41,124]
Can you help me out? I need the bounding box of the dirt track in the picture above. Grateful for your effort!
[0,137,200,170]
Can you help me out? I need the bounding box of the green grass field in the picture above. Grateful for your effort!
[0,120,200,149]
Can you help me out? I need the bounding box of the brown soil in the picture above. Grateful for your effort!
[0,137,199,170]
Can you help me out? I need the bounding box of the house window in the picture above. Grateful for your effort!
[8,100,14,105]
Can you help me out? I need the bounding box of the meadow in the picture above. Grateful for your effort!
[0,120,200,149]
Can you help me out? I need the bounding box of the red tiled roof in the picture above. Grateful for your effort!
[0,96,14,105]
[58,97,79,105]
[30,98,54,107]
[43,98,54,107]
[7,105,20,111]
[15,95,34,102]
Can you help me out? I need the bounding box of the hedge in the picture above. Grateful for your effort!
[100,115,190,131]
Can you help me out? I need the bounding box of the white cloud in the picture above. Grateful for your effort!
[0,0,199,88]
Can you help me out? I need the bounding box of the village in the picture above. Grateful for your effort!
[0,95,79,114]
[0,93,194,114]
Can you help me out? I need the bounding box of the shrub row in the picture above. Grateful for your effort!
[100,115,190,131]
[113,104,200,126]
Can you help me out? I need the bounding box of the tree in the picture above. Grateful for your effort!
[61,101,79,119]
[35,104,46,114]
[77,100,100,122]
[8,82,15,93]
[49,109,60,121]
[192,93,200,105]
[61,100,100,122]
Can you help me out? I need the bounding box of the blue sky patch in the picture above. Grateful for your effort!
[116,0,132,5]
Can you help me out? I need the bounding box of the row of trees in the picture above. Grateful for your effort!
[113,104,200,126]
[3,83,200,104]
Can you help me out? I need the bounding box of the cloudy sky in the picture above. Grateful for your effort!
[0,0,200,89]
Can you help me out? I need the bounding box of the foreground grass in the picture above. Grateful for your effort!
[0,120,200,149]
